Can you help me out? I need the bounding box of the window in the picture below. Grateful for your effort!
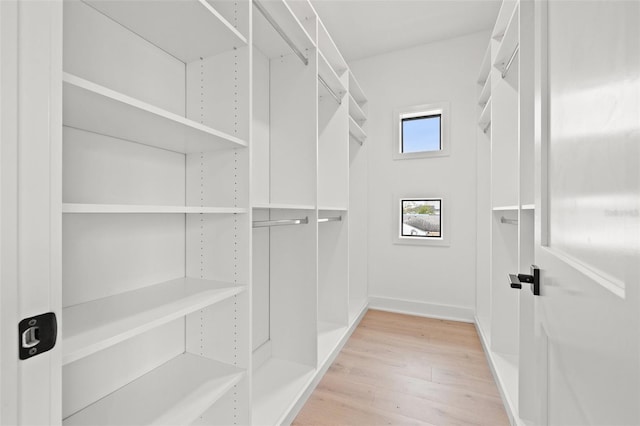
[400,199,442,239]
[393,102,449,160]
[401,114,441,153]
[393,195,449,246]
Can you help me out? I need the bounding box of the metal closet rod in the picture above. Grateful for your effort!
[253,0,309,66]
[501,44,519,79]
[318,75,342,105]
[500,216,518,225]
[253,216,309,228]
[318,216,342,223]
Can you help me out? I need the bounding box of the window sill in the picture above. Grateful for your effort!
[393,237,450,247]
[393,150,450,161]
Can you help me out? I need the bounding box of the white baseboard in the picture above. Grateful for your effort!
[474,316,522,426]
[281,303,369,425]
[368,295,475,323]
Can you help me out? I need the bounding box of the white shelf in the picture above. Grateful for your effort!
[477,43,491,85]
[318,321,348,365]
[63,278,245,365]
[318,51,346,103]
[521,204,535,210]
[252,203,315,210]
[62,203,247,214]
[84,0,246,63]
[478,97,492,132]
[252,0,315,61]
[492,0,518,41]
[349,116,366,144]
[348,71,367,105]
[64,353,245,425]
[318,21,347,76]
[478,76,491,107]
[348,94,366,123]
[63,73,247,154]
[492,205,519,211]
[493,4,519,76]
[318,206,348,212]
[252,358,316,426]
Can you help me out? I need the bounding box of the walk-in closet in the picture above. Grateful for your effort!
[2,0,638,425]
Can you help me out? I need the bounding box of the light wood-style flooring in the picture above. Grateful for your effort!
[293,310,509,426]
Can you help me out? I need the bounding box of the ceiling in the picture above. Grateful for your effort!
[310,0,501,62]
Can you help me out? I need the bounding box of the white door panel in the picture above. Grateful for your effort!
[535,0,640,424]
[547,0,639,293]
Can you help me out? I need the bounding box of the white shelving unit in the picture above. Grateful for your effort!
[12,1,369,424]
[249,2,368,424]
[251,5,321,423]
[476,1,535,424]
[64,353,245,425]
[60,0,252,424]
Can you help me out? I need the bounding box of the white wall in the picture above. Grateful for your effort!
[349,31,489,322]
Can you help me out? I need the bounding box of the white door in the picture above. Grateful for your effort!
[533,0,640,424]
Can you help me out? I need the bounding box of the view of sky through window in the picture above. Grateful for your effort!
[401,115,441,153]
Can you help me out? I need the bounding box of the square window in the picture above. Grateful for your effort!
[393,102,449,160]
[401,114,441,153]
[400,199,442,239]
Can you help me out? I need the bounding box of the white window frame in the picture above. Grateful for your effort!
[393,195,450,247]
[393,102,450,160]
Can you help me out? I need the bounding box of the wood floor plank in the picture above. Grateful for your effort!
[293,309,509,426]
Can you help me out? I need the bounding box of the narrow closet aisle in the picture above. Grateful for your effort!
[293,310,509,425]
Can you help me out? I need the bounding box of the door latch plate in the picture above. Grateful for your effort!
[18,312,57,360]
